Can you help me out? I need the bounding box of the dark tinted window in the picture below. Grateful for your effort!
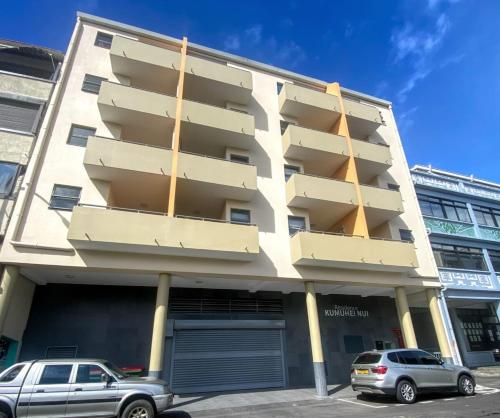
[76,364,107,383]
[230,208,251,224]
[0,162,20,197]
[49,185,81,211]
[387,352,400,363]
[417,351,441,365]
[0,364,25,382]
[82,74,106,94]
[397,350,419,365]
[277,82,283,94]
[67,125,96,147]
[399,229,414,243]
[353,353,381,364]
[229,154,250,164]
[288,216,306,236]
[39,365,73,384]
[280,120,289,135]
[284,165,300,181]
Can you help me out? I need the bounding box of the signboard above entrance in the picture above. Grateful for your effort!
[324,305,369,318]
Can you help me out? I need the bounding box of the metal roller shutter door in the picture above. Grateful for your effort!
[171,321,286,394]
[0,98,40,132]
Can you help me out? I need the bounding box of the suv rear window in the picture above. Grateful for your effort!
[354,353,381,364]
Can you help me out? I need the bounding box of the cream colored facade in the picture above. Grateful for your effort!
[0,13,453,393]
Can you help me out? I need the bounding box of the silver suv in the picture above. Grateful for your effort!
[351,349,475,404]
[0,359,173,418]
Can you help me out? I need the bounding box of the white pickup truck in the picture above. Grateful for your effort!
[0,359,173,418]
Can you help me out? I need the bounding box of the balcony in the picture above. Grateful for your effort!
[0,71,53,101]
[97,81,255,150]
[110,36,252,105]
[282,124,348,176]
[290,231,418,272]
[84,136,257,202]
[360,185,404,228]
[423,216,477,239]
[286,173,357,229]
[279,83,341,131]
[351,139,392,182]
[343,98,383,140]
[67,205,259,260]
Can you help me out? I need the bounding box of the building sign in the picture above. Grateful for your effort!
[324,305,369,318]
[412,173,460,192]
[439,269,494,290]
[462,184,500,201]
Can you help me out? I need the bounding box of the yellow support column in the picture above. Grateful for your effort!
[426,288,453,363]
[148,273,171,378]
[394,287,418,348]
[0,266,19,335]
[304,282,328,397]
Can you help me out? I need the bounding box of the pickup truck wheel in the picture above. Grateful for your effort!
[121,399,155,418]
[458,375,475,396]
[0,412,10,418]
[396,380,417,404]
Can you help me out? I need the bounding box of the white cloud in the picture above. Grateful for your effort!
[245,24,263,45]
[397,106,419,132]
[223,35,240,51]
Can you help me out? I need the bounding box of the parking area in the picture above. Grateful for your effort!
[161,376,500,418]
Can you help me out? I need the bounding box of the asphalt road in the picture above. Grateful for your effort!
[162,376,500,418]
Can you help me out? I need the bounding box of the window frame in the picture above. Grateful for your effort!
[230,208,251,225]
[67,124,96,147]
[417,194,471,223]
[288,215,306,236]
[432,243,487,271]
[0,161,20,198]
[81,74,107,94]
[94,32,113,49]
[284,164,301,182]
[489,250,500,273]
[37,364,74,385]
[49,184,82,211]
[399,229,414,243]
[473,204,500,228]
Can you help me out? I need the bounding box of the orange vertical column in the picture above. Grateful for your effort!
[167,37,188,217]
[326,82,369,239]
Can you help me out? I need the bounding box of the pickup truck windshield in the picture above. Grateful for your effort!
[104,361,129,379]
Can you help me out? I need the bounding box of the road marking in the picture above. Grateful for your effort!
[420,400,434,404]
[337,398,388,409]
[475,385,500,394]
[443,398,456,401]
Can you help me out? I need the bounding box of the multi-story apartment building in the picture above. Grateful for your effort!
[412,165,500,367]
[0,12,453,396]
[0,40,63,366]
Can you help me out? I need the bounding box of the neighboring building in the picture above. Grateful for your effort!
[412,165,500,367]
[0,12,453,395]
[0,40,63,366]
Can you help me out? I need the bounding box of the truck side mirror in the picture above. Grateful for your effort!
[101,373,112,383]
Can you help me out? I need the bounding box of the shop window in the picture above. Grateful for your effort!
[67,125,96,147]
[49,185,81,211]
[94,32,113,49]
[82,74,106,94]
[288,216,306,236]
[344,335,364,354]
[284,164,301,181]
[230,208,251,224]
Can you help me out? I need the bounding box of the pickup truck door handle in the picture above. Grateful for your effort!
[35,389,45,393]
[74,388,83,392]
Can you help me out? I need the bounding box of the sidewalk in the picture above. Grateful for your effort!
[169,384,352,414]
[473,366,500,377]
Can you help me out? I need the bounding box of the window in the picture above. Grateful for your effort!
[284,165,300,181]
[473,205,500,228]
[280,120,289,135]
[49,185,81,211]
[76,364,108,383]
[399,229,414,243]
[353,353,381,364]
[288,216,306,236]
[0,97,40,132]
[277,82,283,94]
[67,125,96,147]
[229,154,249,164]
[39,364,73,385]
[387,352,399,363]
[387,183,400,191]
[82,74,106,94]
[230,208,251,224]
[0,364,25,382]
[432,243,487,271]
[416,351,440,365]
[489,250,500,272]
[95,32,113,49]
[417,194,471,223]
[0,162,19,197]
[396,350,419,365]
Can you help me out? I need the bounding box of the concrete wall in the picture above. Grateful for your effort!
[2,274,35,342]
[0,72,53,102]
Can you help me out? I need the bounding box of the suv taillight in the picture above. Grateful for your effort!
[371,366,388,375]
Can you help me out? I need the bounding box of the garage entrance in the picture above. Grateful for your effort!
[170,320,286,394]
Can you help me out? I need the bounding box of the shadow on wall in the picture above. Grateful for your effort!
[253,139,272,178]
[248,96,268,132]
[254,190,275,233]
[34,192,70,228]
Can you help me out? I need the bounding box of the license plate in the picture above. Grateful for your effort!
[356,369,369,375]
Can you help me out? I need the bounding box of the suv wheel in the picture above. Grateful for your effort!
[121,399,155,418]
[396,380,417,404]
[458,375,475,396]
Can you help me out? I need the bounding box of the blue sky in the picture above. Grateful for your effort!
[3,0,500,182]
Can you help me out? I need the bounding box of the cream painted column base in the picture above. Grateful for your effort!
[426,288,453,363]
[148,273,171,378]
[0,266,19,335]
[394,287,418,348]
[304,282,328,398]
